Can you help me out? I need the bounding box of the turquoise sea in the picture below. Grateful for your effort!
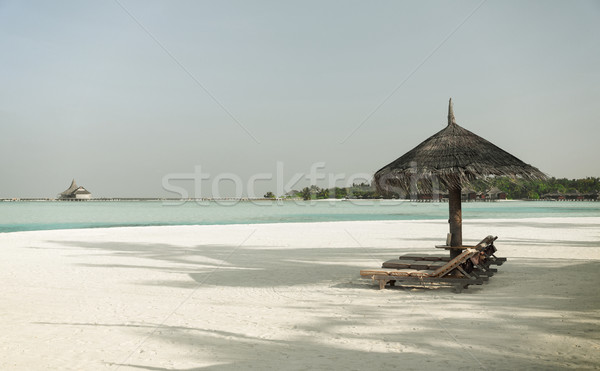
[1,200,599,233]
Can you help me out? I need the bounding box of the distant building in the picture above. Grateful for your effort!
[565,190,584,201]
[486,187,507,200]
[541,192,565,201]
[462,187,478,201]
[58,179,91,200]
[417,191,445,201]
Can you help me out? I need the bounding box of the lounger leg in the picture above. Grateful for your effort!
[474,264,494,277]
[472,270,491,281]
[457,266,474,279]
[379,279,387,290]
[489,255,507,265]
[453,284,465,293]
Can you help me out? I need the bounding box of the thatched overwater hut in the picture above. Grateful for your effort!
[543,191,598,201]
[486,186,506,200]
[565,190,584,201]
[461,187,477,201]
[541,192,565,201]
[58,179,91,200]
[375,99,546,256]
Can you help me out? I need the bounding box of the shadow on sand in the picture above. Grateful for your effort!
[43,238,600,370]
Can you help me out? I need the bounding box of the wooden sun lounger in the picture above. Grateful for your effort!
[398,255,451,262]
[400,235,506,268]
[382,259,446,270]
[383,257,495,277]
[434,235,506,265]
[399,254,505,269]
[360,249,485,292]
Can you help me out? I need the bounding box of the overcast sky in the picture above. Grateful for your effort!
[1,0,598,198]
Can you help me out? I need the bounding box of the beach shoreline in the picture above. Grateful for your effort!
[1,217,599,370]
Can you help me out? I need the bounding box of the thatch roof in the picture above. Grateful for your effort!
[541,192,563,198]
[60,179,79,196]
[375,99,546,192]
[73,187,91,195]
[462,187,477,194]
[59,179,91,197]
[486,186,504,195]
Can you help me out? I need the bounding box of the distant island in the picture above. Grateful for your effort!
[276,176,600,201]
[1,176,598,202]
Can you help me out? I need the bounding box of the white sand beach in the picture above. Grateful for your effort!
[1,218,599,370]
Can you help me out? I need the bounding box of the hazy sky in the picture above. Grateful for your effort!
[1,0,599,198]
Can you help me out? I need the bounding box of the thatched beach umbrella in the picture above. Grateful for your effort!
[375,99,546,256]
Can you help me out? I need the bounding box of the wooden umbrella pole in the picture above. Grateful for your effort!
[448,184,462,259]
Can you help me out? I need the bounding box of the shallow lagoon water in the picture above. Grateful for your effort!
[1,200,599,233]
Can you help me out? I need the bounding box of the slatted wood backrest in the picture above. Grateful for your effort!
[475,235,498,250]
[430,248,477,277]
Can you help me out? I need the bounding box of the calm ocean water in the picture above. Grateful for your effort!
[1,200,599,233]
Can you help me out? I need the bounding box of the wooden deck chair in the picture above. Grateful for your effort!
[382,256,495,278]
[360,248,485,292]
[401,235,506,269]
[436,235,506,271]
